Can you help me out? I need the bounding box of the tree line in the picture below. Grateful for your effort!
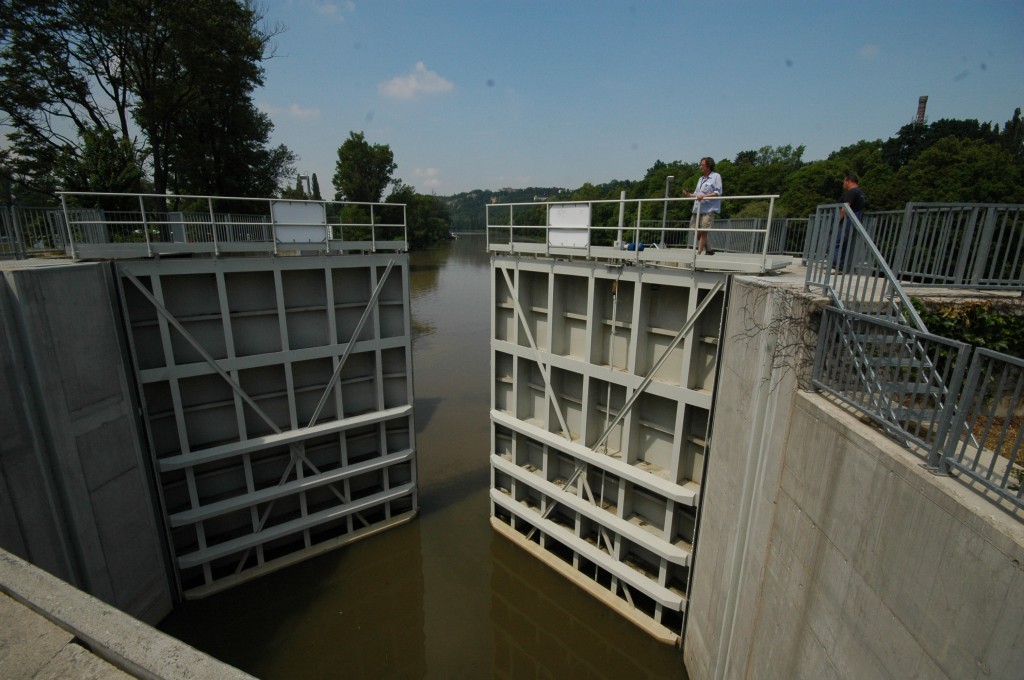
[441,108,1023,230]
[2,3,1020,248]
[0,0,294,203]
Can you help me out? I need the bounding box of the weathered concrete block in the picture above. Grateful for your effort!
[0,263,172,623]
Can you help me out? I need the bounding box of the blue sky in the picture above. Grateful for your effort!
[258,1,1024,197]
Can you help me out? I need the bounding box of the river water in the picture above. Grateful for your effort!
[158,234,689,679]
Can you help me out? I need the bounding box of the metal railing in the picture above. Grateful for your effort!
[805,203,928,330]
[842,203,1024,291]
[43,192,408,259]
[0,205,71,258]
[634,216,807,255]
[486,194,783,270]
[813,307,969,451]
[942,349,1024,503]
[890,203,1024,289]
[807,202,1024,512]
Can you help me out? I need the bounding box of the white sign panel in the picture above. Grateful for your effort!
[271,200,328,244]
[548,203,590,248]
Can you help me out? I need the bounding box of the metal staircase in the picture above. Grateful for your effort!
[805,204,966,454]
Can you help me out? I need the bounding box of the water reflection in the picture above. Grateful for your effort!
[159,520,426,679]
[158,234,687,679]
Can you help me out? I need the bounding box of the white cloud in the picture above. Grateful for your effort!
[295,0,354,22]
[858,44,880,59]
[289,104,321,120]
[378,62,454,100]
[414,167,443,190]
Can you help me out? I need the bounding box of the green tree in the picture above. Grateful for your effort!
[311,173,323,201]
[387,182,451,249]
[896,137,1024,203]
[827,140,902,210]
[882,117,999,170]
[999,108,1023,162]
[0,0,293,199]
[55,128,146,208]
[775,160,844,217]
[727,145,805,200]
[280,176,307,200]
[332,132,397,202]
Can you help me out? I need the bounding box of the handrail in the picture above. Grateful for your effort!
[54,191,408,259]
[805,202,928,332]
[485,193,781,271]
[807,201,1023,513]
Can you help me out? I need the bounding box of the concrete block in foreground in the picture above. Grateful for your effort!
[0,548,253,680]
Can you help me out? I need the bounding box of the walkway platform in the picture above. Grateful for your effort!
[488,242,793,275]
[0,549,251,679]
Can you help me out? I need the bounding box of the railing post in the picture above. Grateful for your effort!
[12,205,28,260]
[586,201,593,259]
[892,202,914,280]
[929,345,970,473]
[949,205,979,286]
[269,198,278,255]
[370,203,376,253]
[137,195,152,257]
[616,190,626,249]
[544,203,550,258]
[58,196,78,260]
[633,202,644,263]
[970,205,998,287]
[760,197,776,272]
[206,198,220,256]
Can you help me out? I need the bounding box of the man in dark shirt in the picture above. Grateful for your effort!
[834,173,866,270]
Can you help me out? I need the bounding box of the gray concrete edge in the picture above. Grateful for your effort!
[0,548,254,680]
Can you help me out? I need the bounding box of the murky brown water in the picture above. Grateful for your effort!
[158,235,689,679]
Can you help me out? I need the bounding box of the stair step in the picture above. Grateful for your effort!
[847,333,917,346]
[830,379,945,398]
[886,406,939,423]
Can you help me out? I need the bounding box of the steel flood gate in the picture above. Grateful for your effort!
[489,255,727,645]
[116,254,417,598]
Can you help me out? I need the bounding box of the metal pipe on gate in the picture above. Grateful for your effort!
[617,190,626,248]
[760,196,776,271]
[207,197,219,256]
[139,194,152,258]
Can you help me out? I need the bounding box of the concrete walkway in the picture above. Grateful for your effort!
[0,550,253,680]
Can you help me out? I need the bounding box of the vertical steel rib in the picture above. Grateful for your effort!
[306,258,395,428]
[500,266,574,440]
[592,279,725,453]
[121,269,282,434]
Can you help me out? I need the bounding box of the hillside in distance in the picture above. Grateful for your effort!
[440,187,567,231]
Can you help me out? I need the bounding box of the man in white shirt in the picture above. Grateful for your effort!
[682,157,723,255]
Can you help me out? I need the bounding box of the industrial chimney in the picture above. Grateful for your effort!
[914,96,928,125]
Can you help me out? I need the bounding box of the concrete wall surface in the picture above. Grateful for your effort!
[685,276,1024,680]
[0,262,172,624]
[0,547,252,679]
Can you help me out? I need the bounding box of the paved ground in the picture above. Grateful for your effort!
[0,550,254,680]
[0,592,133,680]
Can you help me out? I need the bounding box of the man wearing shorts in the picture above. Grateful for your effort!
[682,157,722,255]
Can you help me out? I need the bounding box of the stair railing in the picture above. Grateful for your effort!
[805,203,926,330]
[805,203,969,464]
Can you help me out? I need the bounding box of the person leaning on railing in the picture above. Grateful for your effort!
[682,157,722,255]
[833,173,866,271]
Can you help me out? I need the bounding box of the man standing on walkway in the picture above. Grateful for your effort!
[834,173,866,270]
[683,157,722,255]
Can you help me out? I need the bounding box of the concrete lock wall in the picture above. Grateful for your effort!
[685,276,1024,679]
[0,261,173,624]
